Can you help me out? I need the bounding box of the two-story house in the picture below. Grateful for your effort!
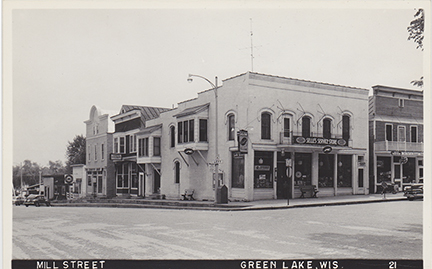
[369,85,423,193]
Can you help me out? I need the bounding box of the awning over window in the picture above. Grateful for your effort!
[136,124,162,136]
[173,103,209,118]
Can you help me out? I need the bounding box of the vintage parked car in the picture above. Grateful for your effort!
[404,184,423,201]
[13,195,25,206]
[24,194,51,207]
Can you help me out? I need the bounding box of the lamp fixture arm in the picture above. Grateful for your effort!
[188,74,217,89]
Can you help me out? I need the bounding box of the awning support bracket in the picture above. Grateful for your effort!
[197,150,209,166]
[178,152,190,167]
[150,163,161,176]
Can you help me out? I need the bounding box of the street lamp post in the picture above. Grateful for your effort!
[187,74,220,204]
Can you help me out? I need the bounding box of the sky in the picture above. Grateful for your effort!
[6,1,428,167]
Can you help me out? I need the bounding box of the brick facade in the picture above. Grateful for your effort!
[369,85,423,193]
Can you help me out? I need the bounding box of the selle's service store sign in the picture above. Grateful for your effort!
[293,136,348,147]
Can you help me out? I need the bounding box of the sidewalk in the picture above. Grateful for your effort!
[51,192,408,211]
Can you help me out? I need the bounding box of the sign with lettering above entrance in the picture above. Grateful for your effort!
[110,153,123,161]
[294,136,347,147]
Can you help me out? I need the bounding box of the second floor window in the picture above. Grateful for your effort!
[411,126,418,143]
[398,125,406,142]
[386,124,393,141]
[154,137,161,156]
[138,138,149,157]
[178,120,195,143]
[199,119,208,142]
[283,118,290,138]
[302,116,311,138]
[178,122,183,143]
[119,137,125,153]
[114,138,118,153]
[129,135,137,153]
[94,145,97,160]
[101,144,105,160]
[184,120,189,143]
[228,114,235,140]
[170,126,175,147]
[342,115,350,141]
[323,118,331,139]
[261,112,271,140]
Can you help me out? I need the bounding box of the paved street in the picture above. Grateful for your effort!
[13,200,422,260]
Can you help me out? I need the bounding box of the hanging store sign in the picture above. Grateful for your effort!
[322,146,333,154]
[64,174,73,184]
[184,148,194,155]
[399,157,408,164]
[294,136,347,147]
[110,153,123,161]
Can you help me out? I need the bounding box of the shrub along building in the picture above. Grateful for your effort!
[139,72,370,201]
[368,85,423,194]
[84,105,117,198]
[110,105,170,197]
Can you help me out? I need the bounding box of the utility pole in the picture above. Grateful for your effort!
[250,18,254,72]
[20,162,23,191]
[39,171,42,195]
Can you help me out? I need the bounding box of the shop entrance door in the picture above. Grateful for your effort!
[394,156,416,191]
[277,152,292,199]
[138,172,145,197]
[153,169,161,194]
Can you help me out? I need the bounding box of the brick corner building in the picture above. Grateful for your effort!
[368,85,424,194]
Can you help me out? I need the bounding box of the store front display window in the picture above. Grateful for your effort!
[254,151,273,188]
[319,154,334,187]
[294,153,312,186]
[337,155,352,187]
[377,156,391,183]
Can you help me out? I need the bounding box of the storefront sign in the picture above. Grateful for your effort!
[86,168,104,171]
[294,136,347,147]
[233,152,245,158]
[254,165,271,171]
[110,153,123,161]
[391,151,422,156]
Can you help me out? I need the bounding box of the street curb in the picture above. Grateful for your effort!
[232,197,408,211]
[49,197,408,211]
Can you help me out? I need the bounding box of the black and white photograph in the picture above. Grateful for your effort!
[3,1,431,269]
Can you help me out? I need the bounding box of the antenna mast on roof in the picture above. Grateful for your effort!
[250,18,254,72]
